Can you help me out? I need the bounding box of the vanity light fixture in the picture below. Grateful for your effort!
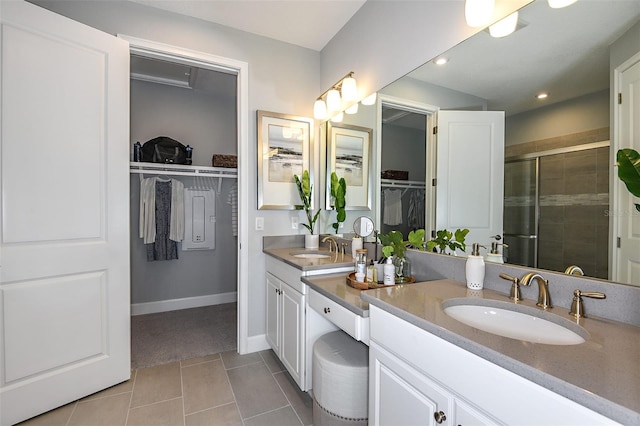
[465,0,495,28]
[548,0,578,8]
[331,112,344,123]
[489,11,518,38]
[361,93,377,106]
[345,103,359,115]
[313,71,357,120]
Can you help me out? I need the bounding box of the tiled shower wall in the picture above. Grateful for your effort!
[505,128,610,279]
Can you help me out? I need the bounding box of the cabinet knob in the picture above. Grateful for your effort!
[323,307,330,314]
[434,410,447,424]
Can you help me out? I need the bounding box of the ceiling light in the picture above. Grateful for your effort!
[341,75,357,102]
[331,112,344,123]
[361,93,377,106]
[345,103,359,115]
[314,99,327,120]
[434,57,448,65]
[548,0,578,8]
[326,89,341,111]
[465,0,495,28]
[489,11,518,38]
[536,93,549,99]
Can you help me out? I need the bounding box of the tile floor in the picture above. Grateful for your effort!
[20,349,313,426]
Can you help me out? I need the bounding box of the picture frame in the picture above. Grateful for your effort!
[257,110,314,210]
[326,122,372,210]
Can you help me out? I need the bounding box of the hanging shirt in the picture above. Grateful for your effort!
[383,188,403,226]
[139,177,185,244]
[227,181,238,237]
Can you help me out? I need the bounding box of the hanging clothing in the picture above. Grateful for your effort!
[227,181,238,237]
[383,188,403,226]
[407,189,425,229]
[146,180,179,261]
[139,177,185,244]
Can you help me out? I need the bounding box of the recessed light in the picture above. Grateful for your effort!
[434,57,448,66]
[536,93,549,99]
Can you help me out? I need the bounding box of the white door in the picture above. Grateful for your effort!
[0,2,130,425]
[615,58,640,285]
[436,111,505,254]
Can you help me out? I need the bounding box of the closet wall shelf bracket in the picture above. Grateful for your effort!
[130,162,237,191]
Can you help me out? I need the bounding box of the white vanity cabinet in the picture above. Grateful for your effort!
[266,258,307,389]
[369,305,620,426]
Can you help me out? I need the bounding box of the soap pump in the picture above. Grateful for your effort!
[465,243,486,290]
[486,241,508,264]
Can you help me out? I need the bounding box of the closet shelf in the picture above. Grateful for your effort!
[130,162,237,192]
[130,162,237,178]
[381,179,425,189]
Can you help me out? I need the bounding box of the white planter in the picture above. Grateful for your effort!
[305,234,319,249]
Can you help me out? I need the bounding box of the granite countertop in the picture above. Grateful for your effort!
[360,279,640,425]
[263,246,355,273]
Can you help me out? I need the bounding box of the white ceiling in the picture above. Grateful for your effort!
[128,0,367,51]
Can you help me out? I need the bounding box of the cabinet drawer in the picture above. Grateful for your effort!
[266,257,306,294]
[309,289,369,343]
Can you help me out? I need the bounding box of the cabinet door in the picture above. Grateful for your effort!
[265,273,281,354]
[455,400,501,425]
[370,343,451,426]
[281,284,305,388]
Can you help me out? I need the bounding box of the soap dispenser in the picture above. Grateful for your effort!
[383,257,395,285]
[486,241,508,264]
[466,243,486,290]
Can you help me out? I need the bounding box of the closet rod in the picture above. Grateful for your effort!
[130,162,237,179]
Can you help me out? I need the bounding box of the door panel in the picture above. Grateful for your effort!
[0,2,130,424]
[436,111,505,252]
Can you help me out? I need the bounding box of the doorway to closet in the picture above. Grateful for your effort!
[126,45,240,368]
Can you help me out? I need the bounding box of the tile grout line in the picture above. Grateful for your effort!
[124,369,137,426]
[64,401,79,426]
[179,361,186,426]
[219,354,246,426]
[270,370,305,426]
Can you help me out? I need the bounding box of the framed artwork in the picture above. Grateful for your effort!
[257,110,314,210]
[326,122,372,210]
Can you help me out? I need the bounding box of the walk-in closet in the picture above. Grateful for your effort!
[128,55,239,368]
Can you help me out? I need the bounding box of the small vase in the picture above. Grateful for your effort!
[305,234,319,249]
[393,256,412,283]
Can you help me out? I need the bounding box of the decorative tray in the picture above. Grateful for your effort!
[345,272,415,290]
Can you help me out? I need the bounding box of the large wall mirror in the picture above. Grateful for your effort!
[335,0,640,284]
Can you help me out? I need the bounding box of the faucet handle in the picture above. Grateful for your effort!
[570,289,606,318]
[500,273,522,301]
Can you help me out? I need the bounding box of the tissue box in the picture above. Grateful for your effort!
[212,154,237,168]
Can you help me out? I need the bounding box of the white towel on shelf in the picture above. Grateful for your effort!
[383,188,403,226]
[139,177,185,244]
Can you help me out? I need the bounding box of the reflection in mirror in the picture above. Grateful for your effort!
[326,122,373,210]
[353,216,375,238]
[346,0,640,282]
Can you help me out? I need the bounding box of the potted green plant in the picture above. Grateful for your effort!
[617,148,640,213]
[379,229,426,283]
[426,228,470,254]
[329,172,347,234]
[294,170,321,248]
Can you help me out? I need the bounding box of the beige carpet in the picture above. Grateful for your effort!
[131,302,237,369]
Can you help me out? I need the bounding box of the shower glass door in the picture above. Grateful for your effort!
[503,158,538,267]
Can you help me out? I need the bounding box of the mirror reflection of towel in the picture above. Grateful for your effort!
[383,189,403,225]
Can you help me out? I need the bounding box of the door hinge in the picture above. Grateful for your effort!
[618,93,622,104]
[617,237,621,248]
[432,178,437,186]
[433,126,438,134]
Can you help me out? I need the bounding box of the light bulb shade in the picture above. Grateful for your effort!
[326,89,341,111]
[489,11,518,38]
[314,99,327,120]
[345,103,359,115]
[361,93,377,106]
[341,76,357,102]
[548,0,577,8]
[465,0,495,27]
[331,112,344,123]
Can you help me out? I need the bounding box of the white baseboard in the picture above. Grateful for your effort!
[131,292,237,316]
[244,333,270,354]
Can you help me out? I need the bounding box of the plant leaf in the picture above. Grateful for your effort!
[408,229,425,250]
[617,149,640,198]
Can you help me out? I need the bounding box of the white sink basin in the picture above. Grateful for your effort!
[442,299,588,345]
[291,252,331,259]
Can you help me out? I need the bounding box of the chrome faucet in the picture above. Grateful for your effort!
[564,265,584,276]
[520,272,553,309]
[322,236,338,253]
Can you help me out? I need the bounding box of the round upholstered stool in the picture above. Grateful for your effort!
[312,330,369,426]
